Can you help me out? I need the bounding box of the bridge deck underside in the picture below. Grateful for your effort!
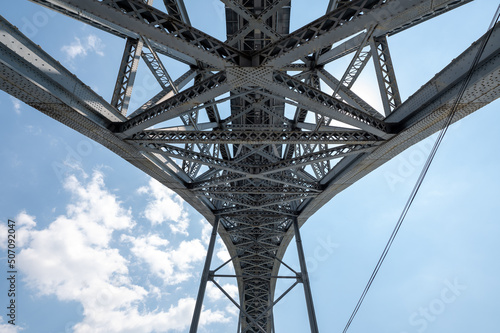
[0,0,499,332]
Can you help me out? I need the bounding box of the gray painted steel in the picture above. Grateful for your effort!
[1,0,499,331]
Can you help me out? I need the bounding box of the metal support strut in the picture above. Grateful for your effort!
[190,216,220,333]
[293,217,320,333]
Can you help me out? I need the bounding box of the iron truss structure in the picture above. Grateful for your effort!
[1,0,499,332]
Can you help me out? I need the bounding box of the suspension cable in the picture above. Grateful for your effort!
[342,7,500,333]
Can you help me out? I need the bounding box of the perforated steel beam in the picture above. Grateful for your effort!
[163,0,190,24]
[116,71,231,136]
[256,0,471,68]
[30,0,248,68]
[370,35,402,116]
[111,37,143,115]
[128,129,382,144]
[317,69,381,119]
[270,72,388,137]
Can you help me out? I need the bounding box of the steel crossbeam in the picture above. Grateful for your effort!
[128,68,197,118]
[271,72,388,137]
[162,0,190,24]
[128,129,382,144]
[317,69,382,119]
[116,71,231,135]
[256,0,472,68]
[140,36,178,92]
[2,0,499,332]
[30,0,247,67]
[222,0,283,43]
[139,141,371,176]
[370,35,402,116]
[111,37,144,115]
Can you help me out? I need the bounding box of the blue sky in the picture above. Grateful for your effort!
[0,1,499,332]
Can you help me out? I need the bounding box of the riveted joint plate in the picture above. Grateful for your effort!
[226,67,274,88]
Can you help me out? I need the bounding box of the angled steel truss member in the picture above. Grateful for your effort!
[0,0,499,332]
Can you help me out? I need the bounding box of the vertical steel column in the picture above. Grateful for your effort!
[111,37,143,115]
[189,216,220,333]
[293,217,319,333]
[369,35,402,116]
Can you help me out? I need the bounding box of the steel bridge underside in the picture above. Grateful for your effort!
[1,0,499,332]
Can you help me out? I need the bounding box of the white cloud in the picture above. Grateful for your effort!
[225,304,239,317]
[16,211,36,229]
[61,34,105,60]
[216,239,231,263]
[122,234,206,285]
[0,226,6,250]
[24,125,42,135]
[200,219,212,246]
[72,297,229,333]
[138,178,190,234]
[63,172,134,233]
[61,37,86,58]
[14,211,36,248]
[86,35,105,56]
[206,282,238,302]
[16,171,230,332]
[19,171,135,301]
[0,316,22,332]
[10,97,21,114]
[0,211,35,250]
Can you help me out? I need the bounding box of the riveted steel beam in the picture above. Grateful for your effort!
[128,68,197,118]
[370,35,402,116]
[163,0,190,24]
[270,72,389,137]
[141,143,252,175]
[127,129,383,144]
[317,68,382,119]
[299,22,500,224]
[258,144,375,175]
[256,0,472,68]
[223,0,283,45]
[140,37,179,92]
[29,0,197,65]
[115,71,231,136]
[189,217,220,333]
[0,15,216,224]
[111,38,143,115]
[31,0,248,68]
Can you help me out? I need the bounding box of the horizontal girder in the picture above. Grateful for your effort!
[128,129,383,144]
